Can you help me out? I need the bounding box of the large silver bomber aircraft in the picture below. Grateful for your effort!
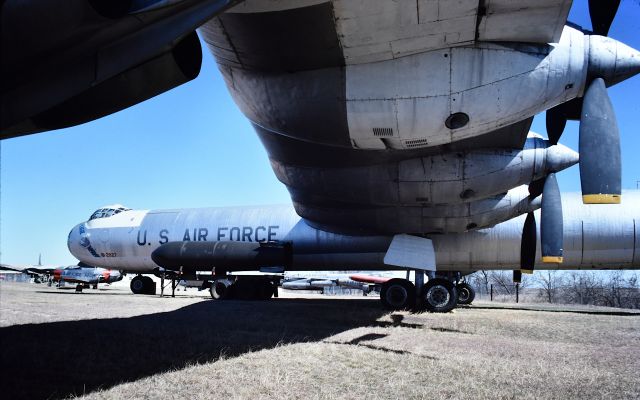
[4,1,640,310]
[68,191,640,312]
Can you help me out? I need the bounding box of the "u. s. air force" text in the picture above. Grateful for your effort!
[136,226,279,246]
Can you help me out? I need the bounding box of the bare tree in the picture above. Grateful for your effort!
[564,271,602,305]
[468,270,491,295]
[489,271,514,294]
[597,271,640,309]
[535,270,563,303]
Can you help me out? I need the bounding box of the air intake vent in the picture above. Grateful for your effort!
[404,138,429,148]
[372,127,394,137]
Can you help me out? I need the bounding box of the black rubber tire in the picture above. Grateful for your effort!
[142,276,155,294]
[130,276,145,294]
[210,281,233,300]
[423,278,458,313]
[257,281,275,300]
[230,279,250,300]
[380,278,416,310]
[456,282,476,305]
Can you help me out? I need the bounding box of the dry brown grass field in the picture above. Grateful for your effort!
[1,281,639,400]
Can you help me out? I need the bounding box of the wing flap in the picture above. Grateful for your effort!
[334,0,571,65]
[478,0,572,43]
[384,234,436,271]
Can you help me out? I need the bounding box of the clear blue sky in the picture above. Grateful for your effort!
[2,0,640,266]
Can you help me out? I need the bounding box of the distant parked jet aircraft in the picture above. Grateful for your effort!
[281,272,392,294]
[0,261,123,290]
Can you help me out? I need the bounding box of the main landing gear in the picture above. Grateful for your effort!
[209,276,278,301]
[379,272,475,312]
[130,275,156,295]
[455,281,475,305]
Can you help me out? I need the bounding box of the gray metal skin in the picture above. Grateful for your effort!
[5,1,640,238]
[68,191,640,274]
[199,1,640,235]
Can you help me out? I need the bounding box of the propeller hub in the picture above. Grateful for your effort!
[545,143,579,173]
[588,35,640,87]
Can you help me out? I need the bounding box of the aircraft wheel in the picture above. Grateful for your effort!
[423,278,458,313]
[130,276,145,294]
[210,280,233,300]
[380,279,416,310]
[141,276,155,294]
[456,282,475,305]
[257,281,275,300]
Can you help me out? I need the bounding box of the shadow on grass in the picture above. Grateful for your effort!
[0,297,385,399]
[34,290,207,298]
[470,304,640,316]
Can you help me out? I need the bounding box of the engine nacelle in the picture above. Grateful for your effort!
[297,185,540,235]
[274,135,577,207]
[213,26,588,150]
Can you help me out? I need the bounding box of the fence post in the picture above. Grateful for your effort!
[490,284,493,301]
[516,283,519,303]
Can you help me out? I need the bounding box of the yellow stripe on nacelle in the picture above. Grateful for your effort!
[542,256,563,263]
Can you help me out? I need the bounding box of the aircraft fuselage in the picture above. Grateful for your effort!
[68,192,640,274]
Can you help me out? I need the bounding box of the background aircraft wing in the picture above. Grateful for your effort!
[0,264,53,277]
[23,267,56,275]
[349,274,391,285]
[0,264,24,273]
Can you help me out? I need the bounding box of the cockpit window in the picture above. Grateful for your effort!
[88,204,131,221]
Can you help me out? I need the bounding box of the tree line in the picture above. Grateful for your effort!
[467,270,640,309]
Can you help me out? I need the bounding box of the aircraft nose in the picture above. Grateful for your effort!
[545,143,579,173]
[67,223,87,259]
[68,224,80,257]
[588,35,640,87]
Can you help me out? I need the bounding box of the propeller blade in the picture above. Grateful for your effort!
[541,173,563,263]
[579,78,622,204]
[520,212,537,273]
[513,270,522,284]
[589,0,621,36]
[545,106,566,145]
[528,179,545,199]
